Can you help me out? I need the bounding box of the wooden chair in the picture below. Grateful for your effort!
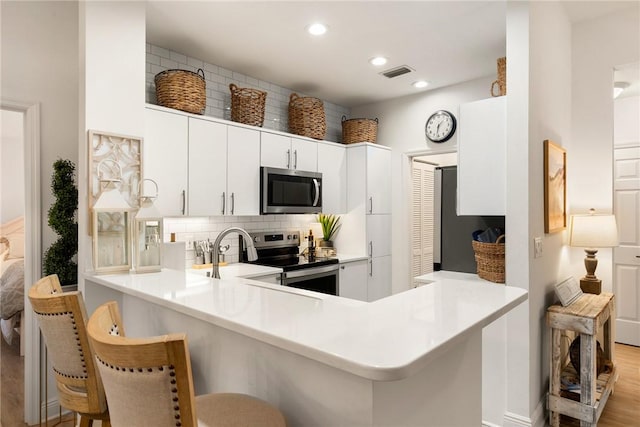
[87,300,287,427]
[28,275,110,427]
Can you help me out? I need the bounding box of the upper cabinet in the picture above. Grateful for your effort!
[347,144,392,215]
[227,125,260,216]
[317,141,347,214]
[144,108,189,216]
[457,97,506,216]
[261,132,317,171]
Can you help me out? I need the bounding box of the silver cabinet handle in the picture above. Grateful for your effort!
[369,196,373,214]
[294,149,298,169]
[369,259,373,276]
[312,179,320,207]
[286,149,291,169]
[221,192,226,215]
[181,190,186,215]
[340,265,345,270]
[369,241,373,257]
[231,192,235,215]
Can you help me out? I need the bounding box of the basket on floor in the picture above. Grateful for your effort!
[342,116,378,144]
[472,235,505,283]
[229,83,267,127]
[288,93,326,140]
[155,68,206,115]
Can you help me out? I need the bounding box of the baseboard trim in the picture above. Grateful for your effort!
[482,420,502,427]
[40,399,71,424]
[503,398,546,427]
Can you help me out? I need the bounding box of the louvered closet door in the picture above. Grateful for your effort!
[412,161,435,285]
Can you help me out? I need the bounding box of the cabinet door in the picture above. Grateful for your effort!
[227,126,260,215]
[366,145,391,214]
[317,143,347,213]
[366,214,391,257]
[291,137,318,172]
[458,97,506,215]
[144,108,188,216]
[261,132,291,169]
[339,260,368,301]
[367,255,392,302]
[188,118,227,216]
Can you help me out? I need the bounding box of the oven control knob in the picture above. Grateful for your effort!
[253,236,260,243]
[287,234,292,240]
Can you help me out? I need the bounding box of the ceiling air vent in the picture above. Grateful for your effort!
[381,65,413,79]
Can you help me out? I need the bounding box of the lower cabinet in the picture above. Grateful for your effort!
[339,260,368,302]
[368,255,392,302]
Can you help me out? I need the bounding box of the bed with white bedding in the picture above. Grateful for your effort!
[0,217,25,346]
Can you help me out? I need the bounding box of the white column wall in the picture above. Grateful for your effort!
[78,1,146,290]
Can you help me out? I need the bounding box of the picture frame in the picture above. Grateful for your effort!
[544,139,567,233]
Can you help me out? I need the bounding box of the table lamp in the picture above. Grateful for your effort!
[569,209,619,294]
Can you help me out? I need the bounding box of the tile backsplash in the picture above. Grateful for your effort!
[146,43,350,143]
[164,215,319,269]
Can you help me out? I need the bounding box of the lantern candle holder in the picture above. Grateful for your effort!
[134,179,162,273]
[92,160,133,274]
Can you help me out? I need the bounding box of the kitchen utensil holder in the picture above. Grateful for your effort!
[229,83,267,127]
[155,68,206,114]
[341,116,378,144]
[288,93,326,140]
[471,234,505,283]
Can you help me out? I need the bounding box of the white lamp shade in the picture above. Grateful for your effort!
[569,214,619,248]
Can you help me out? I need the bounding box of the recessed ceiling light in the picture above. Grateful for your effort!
[307,23,328,36]
[413,80,429,89]
[369,56,388,66]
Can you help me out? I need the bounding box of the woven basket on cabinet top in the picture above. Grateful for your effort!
[229,83,267,127]
[155,68,206,115]
[288,93,326,140]
[342,116,378,144]
[471,235,505,283]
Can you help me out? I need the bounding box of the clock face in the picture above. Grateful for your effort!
[425,110,457,143]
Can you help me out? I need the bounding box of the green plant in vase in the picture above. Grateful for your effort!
[43,159,78,286]
[317,213,341,248]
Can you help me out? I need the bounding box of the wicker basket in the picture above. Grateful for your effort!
[229,83,267,127]
[288,93,326,140]
[490,57,506,97]
[155,68,206,114]
[342,116,378,144]
[472,235,505,283]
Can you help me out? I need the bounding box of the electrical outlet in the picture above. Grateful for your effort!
[534,237,543,258]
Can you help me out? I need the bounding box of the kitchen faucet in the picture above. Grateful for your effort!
[211,227,258,279]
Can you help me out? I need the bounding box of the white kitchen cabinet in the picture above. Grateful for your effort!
[457,96,506,215]
[367,255,392,302]
[144,108,188,216]
[366,215,392,258]
[317,141,347,214]
[261,132,317,171]
[339,260,368,301]
[227,125,260,215]
[347,144,392,215]
[188,118,227,216]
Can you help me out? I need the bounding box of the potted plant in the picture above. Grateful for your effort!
[317,213,341,248]
[43,159,78,287]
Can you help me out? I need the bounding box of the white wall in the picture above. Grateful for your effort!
[1,0,79,259]
[1,109,25,222]
[350,75,494,295]
[569,5,640,292]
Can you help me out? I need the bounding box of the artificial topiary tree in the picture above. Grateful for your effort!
[43,159,78,286]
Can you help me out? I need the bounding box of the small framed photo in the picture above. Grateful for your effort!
[544,140,566,234]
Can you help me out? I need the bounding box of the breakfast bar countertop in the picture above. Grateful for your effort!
[85,269,527,381]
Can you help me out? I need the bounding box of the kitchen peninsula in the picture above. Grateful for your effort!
[84,269,527,426]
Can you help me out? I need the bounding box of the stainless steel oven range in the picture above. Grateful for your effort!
[239,230,339,296]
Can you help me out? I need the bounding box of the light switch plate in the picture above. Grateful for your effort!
[534,237,543,258]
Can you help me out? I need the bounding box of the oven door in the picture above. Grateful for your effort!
[282,264,339,296]
[261,167,322,214]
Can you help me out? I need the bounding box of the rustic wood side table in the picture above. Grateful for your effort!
[546,292,617,427]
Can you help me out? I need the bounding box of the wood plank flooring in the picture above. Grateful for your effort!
[2,332,639,426]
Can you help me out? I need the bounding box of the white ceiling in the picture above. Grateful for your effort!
[146,1,637,108]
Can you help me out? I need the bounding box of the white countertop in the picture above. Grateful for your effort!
[187,263,282,279]
[86,269,526,381]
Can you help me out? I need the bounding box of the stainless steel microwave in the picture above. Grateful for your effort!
[260,167,322,214]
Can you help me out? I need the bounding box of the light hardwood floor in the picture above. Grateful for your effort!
[2,333,639,426]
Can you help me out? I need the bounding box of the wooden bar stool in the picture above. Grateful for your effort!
[87,301,287,427]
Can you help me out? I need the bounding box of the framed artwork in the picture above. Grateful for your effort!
[544,140,566,233]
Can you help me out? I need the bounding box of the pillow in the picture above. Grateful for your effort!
[6,233,24,259]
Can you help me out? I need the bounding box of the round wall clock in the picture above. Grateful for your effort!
[425,110,457,143]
